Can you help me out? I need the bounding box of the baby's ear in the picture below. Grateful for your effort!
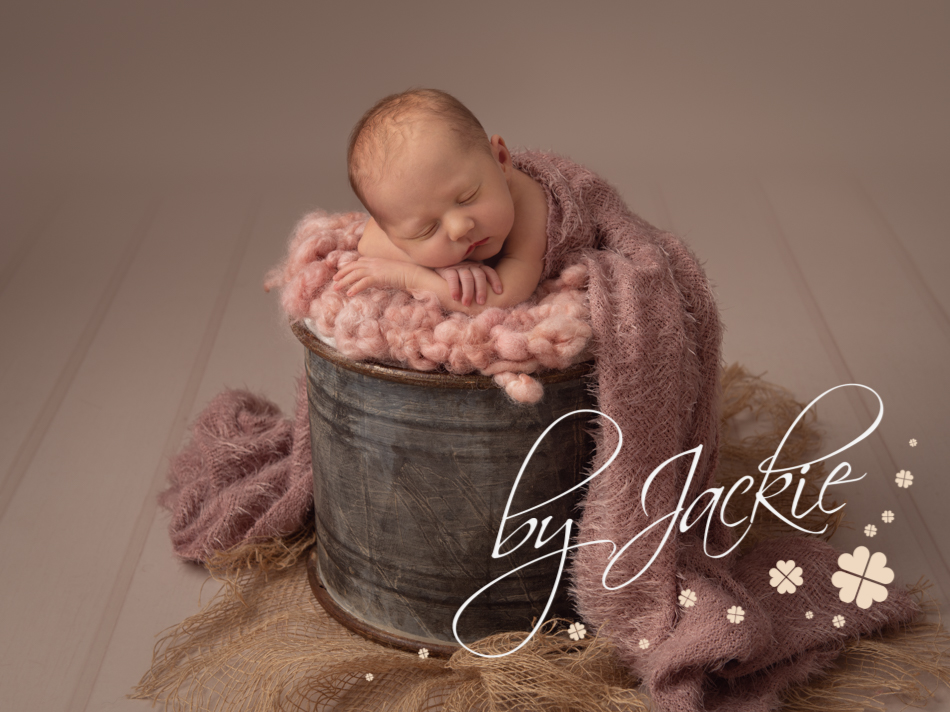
[490,135,512,172]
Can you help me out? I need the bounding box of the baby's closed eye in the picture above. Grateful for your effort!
[404,224,436,241]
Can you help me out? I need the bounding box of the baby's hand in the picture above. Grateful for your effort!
[435,261,503,306]
[332,257,418,295]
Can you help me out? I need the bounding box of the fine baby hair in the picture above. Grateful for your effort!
[347,88,493,210]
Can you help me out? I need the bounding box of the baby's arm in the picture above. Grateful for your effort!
[329,217,418,293]
[333,255,427,294]
[357,217,413,262]
[335,218,503,306]
[383,238,543,316]
[333,256,503,308]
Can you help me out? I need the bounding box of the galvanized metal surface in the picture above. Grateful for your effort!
[295,323,596,648]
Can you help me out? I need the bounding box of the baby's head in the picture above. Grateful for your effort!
[348,89,491,206]
[347,89,517,268]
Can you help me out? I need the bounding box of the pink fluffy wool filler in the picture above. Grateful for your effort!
[166,152,920,712]
[265,216,593,404]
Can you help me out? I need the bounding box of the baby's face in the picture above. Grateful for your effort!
[361,123,516,269]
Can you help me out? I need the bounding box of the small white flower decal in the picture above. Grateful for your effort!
[831,546,893,610]
[769,559,804,594]
[568,622,587,641]
[679,589,697,608]
[864,524,878,537]
[418,648,429,659]
[909,438,917,447]
[895,470,913,488]
[832,614,846,628]
[805,611,814,619]
[638,638,650,650]
[882,510,894,523]
[727,605,745,624]
[365,673,374,682]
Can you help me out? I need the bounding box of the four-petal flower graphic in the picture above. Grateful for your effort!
[365,673,374,682]
[831,546,893,610]
[864,524,877,537]
[832,614,846,628]
[881,510,894,523]
[769,559,804,594]
[679,589,697,608]
[568,622,587,641]
[895,470,913,488]
[727,606,745,624]
[638,638,650,650]
[909,438,917,447]
[418,648,429,659]
[805,611,814,619]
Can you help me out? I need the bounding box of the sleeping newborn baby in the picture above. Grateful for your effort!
[333,89,550,315]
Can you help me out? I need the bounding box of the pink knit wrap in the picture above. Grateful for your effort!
[162,152,918,711]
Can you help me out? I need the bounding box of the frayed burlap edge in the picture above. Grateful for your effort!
[130,562,949,712]
[131,556,648,712]
[132,366,949,711]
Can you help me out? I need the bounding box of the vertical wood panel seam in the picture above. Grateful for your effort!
[67,194,262,712]
[0,196,162,523]
[757,178,950,600]
[853,178,950,345]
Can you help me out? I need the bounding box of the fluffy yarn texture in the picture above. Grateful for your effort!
[159,379,313,562]
[264,210,593,404]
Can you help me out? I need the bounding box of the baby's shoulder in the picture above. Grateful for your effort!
[506,171,549,259]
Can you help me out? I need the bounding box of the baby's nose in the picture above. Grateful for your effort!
[448,215,475,241]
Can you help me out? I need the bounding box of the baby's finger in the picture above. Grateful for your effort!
[345,275,375,296]
[333,261,366,283]
[471,267,488,305]
[481,264,503,294]
[332,267,357,287]
[441,269,461,301]
[334,268,369,291]
[458,268,475,306]
[356,277,377,295]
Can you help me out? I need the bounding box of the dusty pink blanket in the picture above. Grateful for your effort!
[514,153,916,711]
[159,380,313,561]
[162,152,918,712]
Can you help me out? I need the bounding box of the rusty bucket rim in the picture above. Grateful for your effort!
[291,320,593,389]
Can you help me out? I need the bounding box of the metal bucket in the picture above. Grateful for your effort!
[293,322,595,656]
